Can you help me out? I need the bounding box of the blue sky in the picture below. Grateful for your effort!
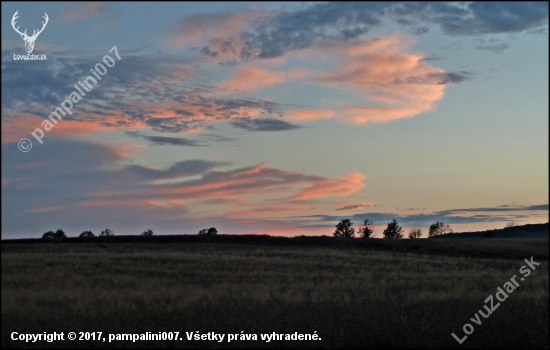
[2,2,548,238]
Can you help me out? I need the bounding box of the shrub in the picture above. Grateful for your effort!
[53,229,66,238]
[198,228,218,235]
[141,229,154,236]
[100,228,114,236]
[79,231,95,237]
[42,231,55,239]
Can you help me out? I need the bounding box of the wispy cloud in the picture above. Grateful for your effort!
[57,2,114,24]
[336,203,371,211]
[218,66,309,92]
[290,173,367,200]
[231,118,301,132]
[141,135,205,147]
[475,43,510,53]
[1,139,368,236]
[298,204,549,229]
[285,109,335,122]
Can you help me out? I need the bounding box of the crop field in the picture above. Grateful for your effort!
[2,238,548,348]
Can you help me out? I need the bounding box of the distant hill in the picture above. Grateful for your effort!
[435,222,548,238]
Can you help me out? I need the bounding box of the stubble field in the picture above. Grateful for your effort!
[2,238,548,348]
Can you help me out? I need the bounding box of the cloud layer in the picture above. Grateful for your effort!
[1,139,368,237]
[175,2,548,63]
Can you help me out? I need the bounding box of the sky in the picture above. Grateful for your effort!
[1,2,548,238]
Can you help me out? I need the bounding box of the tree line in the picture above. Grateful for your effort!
[333,219,453,239]
[40,221,519,240]
[42,227,219,239]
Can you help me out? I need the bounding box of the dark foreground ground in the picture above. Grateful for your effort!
[2,236,548,348]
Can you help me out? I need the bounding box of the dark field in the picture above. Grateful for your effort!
[2,237,548,348]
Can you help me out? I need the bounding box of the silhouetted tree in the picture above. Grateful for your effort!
[383,219,404,239]
[141,229,154,236]
[334,219,355,237]
[198,228,217,235]
[42,230,55,239]
[79,231,94,237]
[100,228,114,236]
[357,219,374,238]
[504,221,516,230]
[408,228,422,239]
[53,229,66,238]
[428,221,452,237]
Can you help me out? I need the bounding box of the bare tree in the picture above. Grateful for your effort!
[408,228,422,239]
[504,221,516,229]
[357,219,374,238]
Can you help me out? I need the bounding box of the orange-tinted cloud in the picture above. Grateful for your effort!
[3,134,372,237]
[29,205,65,213]
[89,164,367,206]
[1,114,111,144]
[290,172,368,200]
[311,36,454,125]
[340,105,421,124]
[99,97,269,133]
[285,109,335,122]
[218,66,309,92]
[58,2,109,23]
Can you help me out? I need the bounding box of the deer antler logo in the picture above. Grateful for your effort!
[11,10,49,54]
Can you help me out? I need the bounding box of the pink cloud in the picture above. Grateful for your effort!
[218,66,309,92]
[58,2,109,23]
[308,36,453,125]
[1,114,112,144]
[285,109,335,122]
[89,164,367,209]
[290,172,368,200]
[29,205,65,213]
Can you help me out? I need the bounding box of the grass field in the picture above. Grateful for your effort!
[2,237,548,348]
